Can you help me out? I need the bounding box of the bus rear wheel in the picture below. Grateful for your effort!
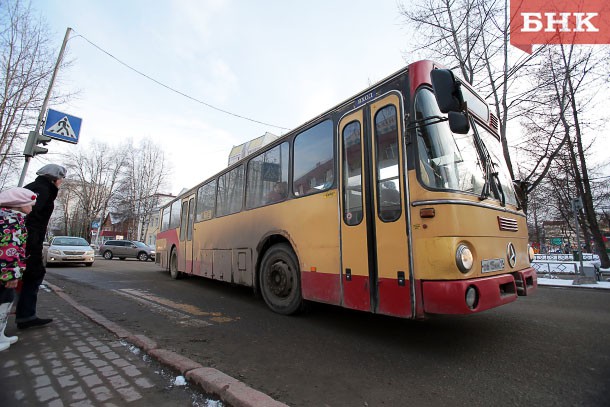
[169,249,181,280]
[259,243,302,315]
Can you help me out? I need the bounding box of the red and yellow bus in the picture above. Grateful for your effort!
[156,60,536,318]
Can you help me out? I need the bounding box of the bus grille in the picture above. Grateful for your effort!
[490,113,499,129]
[498,216,518,232]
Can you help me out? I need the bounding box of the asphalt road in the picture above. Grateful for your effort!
[44,259,610,407]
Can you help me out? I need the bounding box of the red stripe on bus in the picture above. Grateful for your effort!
[301,271,341,305]
[377,277,412,317]
[422,274,517,314]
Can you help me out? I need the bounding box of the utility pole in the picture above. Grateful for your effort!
[572,197,597,285]
[18,27,72,187]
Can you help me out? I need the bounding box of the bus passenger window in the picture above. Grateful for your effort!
[217,166,244,217]
[161,208,170,231]
[342,121,363,226]
[169,200,181,229]
[375,105,401,222]
[196,180,217,222]
[246,143,289,208]
[293,120,334,196]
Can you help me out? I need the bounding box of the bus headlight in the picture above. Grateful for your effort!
[528,245,535,262]
[456,244,473,273]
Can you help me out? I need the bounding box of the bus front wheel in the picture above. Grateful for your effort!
[169,249,181,280]
[259,243,302,315]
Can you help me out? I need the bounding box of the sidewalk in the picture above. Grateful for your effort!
[537,277,610,289]
[0,282,288,407]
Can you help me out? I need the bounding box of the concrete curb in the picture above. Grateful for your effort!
[44,281,289,407]
[538,282,610,291]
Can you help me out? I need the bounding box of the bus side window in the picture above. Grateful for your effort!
[342,120,363,226]
[246,143,289,208]
[217,166,244,217]
[375,105,401,222]
[169,200,181,229]
[293,120,334,197]
[196,180,217,222]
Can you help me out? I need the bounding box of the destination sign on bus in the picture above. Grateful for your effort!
[460,84,489,122]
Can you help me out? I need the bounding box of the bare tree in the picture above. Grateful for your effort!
[115,139,171,241]
[0,0,64,187]
[399,0,543,200]
[61,141,127,241]
[522,45,609,266]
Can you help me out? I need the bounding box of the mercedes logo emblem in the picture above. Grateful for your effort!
[507,242,517,268]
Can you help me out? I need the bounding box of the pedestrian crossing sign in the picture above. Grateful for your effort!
[44,109,82,144]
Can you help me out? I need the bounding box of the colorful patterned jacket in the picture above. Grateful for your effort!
[0,207,27,284]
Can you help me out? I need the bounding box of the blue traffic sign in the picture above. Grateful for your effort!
[44,109,82,144]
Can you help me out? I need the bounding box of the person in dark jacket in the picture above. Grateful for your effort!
[15,164,66,329]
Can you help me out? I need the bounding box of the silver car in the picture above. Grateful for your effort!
[43,236,95,267]
[99,240,155,261]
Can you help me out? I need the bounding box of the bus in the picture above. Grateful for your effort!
[156,60,536,319]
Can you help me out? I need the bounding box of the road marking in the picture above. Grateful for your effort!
[114,288,238,326]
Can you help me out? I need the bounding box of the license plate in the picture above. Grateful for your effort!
[481,258,505,273]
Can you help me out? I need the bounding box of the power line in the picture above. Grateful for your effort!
[71,31,291,131]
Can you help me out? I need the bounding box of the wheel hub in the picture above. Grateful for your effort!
[268,261,291,297]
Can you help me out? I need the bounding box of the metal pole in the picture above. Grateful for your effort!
[573,203,584,274]
[17,157,31,187]
[572,197,595,285]
[18,27,72,186]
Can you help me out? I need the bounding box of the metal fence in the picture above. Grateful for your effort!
[534,253,600,262]
[532,259,603,281]
[532,261,579,274]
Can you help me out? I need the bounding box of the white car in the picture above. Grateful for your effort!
[43,236,95,267]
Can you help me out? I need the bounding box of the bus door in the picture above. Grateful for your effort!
[339,93,412,317]
[178,195,196,273]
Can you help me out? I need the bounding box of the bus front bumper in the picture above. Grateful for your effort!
[422,268,537,315]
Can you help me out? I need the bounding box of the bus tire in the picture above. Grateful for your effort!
[259,243,302,315]
[169,249,181,280]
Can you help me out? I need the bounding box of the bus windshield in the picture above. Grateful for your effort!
[414,88,516,205]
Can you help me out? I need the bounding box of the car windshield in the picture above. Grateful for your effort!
[133,241,147,248]
[414,88,517,205]
[53,237,90,246]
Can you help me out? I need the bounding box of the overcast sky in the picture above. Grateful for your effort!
[29,0,414,195]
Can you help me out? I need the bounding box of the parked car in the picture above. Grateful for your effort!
[43,236,95,267]
[99,240,155,261]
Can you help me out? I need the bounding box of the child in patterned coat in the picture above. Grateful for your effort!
[0,187,37,351]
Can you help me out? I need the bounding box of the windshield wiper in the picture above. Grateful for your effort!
[471,120,505,206]
[407,115,447,131]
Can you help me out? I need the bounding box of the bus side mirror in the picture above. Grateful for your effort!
[448,112,470,134]
[430,69,465,113]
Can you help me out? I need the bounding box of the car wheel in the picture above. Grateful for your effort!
[103,251,113,260]
[137,252,149,261]
[259,243,303,315]
[169,249,181,279]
